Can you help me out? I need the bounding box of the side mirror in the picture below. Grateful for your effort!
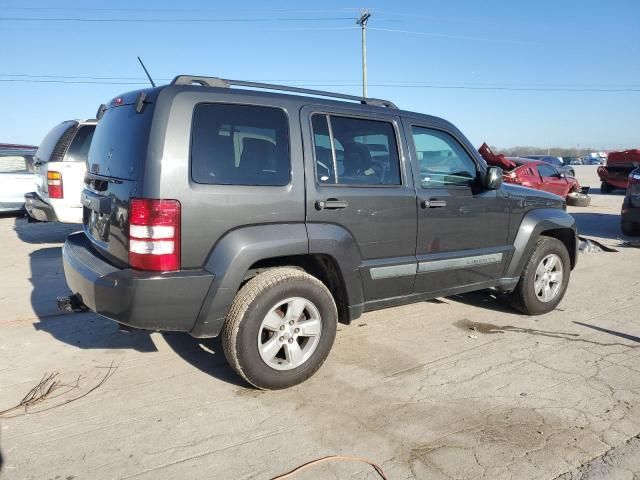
[484,166,503,190]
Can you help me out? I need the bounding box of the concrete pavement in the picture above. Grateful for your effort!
[1,166,639,479]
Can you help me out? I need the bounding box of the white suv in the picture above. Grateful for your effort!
[25,119,96,224]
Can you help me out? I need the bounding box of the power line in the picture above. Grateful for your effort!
[0,16,354,23]
[368,26,533,44]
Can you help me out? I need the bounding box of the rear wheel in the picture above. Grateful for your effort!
[600,181,612,194]
[621,219,640,236]
[222,268,337,390]
[507,237,571,315]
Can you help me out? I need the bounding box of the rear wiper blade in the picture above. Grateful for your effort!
[85,172,123,184]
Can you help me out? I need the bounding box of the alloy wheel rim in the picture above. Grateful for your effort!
[534,253,563,303]
[257,297,322,371]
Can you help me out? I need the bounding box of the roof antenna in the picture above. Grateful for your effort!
[137,56,156,87]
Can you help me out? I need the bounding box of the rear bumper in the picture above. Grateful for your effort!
[62,232,214,332]
[24,192,58,222]
[597,167,632,189]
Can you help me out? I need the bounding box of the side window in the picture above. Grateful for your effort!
[311,114,401,186]
[411,126,477,188]
[538,164,557,177]
[191,104,290,186]
[0,155,30,174]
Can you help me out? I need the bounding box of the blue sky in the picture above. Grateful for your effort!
[1,0,638,150]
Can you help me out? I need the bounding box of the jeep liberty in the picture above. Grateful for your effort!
[61,76,578,389]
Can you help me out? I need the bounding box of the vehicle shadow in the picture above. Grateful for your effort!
[446,290,518,314]
[570,212,626,241]
[28,245,156,352]
[162,334,246,387]
[13,216,80,244]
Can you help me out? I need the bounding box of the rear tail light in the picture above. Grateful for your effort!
[47,171,63,199]
[128,199,181,272]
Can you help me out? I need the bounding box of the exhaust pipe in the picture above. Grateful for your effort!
[56,294,87,313]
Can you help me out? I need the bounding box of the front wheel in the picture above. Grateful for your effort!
[222,268,337,390]
[507,236,571,315]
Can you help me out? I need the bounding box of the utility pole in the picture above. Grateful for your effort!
[356,9,371,98]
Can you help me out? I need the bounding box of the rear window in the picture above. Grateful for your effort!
[35,121,76,163]
[64,125,95,163]
[191,103,290,186]
[88,103,155,180]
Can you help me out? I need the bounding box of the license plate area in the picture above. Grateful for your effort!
[84,206,111,242]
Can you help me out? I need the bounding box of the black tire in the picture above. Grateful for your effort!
[621,219,640,236]
[600,182,612,194]
[222,267,337,390]
[569,169,576,177]
[507,236,571,315]
[566,192,591,207]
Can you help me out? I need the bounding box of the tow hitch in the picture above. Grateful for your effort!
[56,294,87,313]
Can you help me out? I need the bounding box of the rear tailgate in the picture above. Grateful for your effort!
[83,91,157,267]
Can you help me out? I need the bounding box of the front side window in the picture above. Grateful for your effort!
[411,126,477,188]
[312,114,401,186]
[538,164,558,178]
[191,104,290,186]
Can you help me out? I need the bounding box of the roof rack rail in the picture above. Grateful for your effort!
[170,75,398,109]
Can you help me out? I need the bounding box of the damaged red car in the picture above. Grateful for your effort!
[479,143,590,206]
[599,149,640,193]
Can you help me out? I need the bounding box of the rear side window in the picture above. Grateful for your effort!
[311,114,401,186]
[0,155,34,174]
[64,125,95,163]
[191,104,290,186]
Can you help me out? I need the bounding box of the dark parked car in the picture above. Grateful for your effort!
[60,75,578,389]
[621,168,640,235]
[524,155,576,177]
[561,156,582,166]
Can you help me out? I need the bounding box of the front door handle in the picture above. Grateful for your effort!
[421,199,447,209]
[316,199,349,210]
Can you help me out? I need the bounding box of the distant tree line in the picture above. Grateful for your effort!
[491,146,593,158]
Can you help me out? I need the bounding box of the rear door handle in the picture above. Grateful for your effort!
[421,199,447,209]
[316,199,349,210]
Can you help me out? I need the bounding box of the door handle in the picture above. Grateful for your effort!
[316,199,349,210]
[421,199,447,209]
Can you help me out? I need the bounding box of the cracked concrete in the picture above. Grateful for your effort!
[1,166,639,479]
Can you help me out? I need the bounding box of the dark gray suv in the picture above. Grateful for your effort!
[61,75,578,389]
